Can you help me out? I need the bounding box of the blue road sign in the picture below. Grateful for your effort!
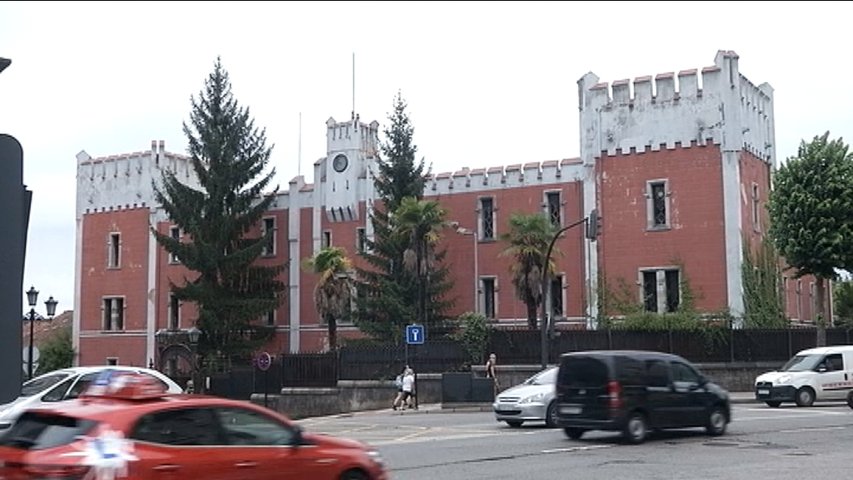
[406,324,425,345]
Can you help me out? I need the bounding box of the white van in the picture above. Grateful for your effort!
[754,345,853,407]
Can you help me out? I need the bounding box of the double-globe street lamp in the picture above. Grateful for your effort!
[26,286,58,380]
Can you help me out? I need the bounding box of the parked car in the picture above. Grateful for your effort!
[0,370,388,480]
[0,366,183,431]
[754,345,853,407]
[493,366,558,428]
[554,350,731,444]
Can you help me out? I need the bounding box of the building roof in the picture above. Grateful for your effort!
[22,310,73,347]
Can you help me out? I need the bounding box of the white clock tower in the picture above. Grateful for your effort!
[318,113,379,222]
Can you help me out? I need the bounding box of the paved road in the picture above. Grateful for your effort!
[297,401,853,479]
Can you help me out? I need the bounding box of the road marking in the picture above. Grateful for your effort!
[778,426,847,434]
[541,444,613,454]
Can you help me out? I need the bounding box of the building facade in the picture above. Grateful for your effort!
[73,51,824,367]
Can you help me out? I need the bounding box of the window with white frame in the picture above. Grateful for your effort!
[479,197,495,240]
[102,297,125,331]
[169,226,181,264]
[322,231,332,249]
[646,180,670,229]
[751,183,760,231]
[640,268,680,314]
[482,277,496,319]
[546,191,562,227]
[261,217,276,256]
[107,233,121,268]
[168,293,180,330]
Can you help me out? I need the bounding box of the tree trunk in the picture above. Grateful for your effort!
[816,277,827,347]
[328,314,338,351]
[527,302,538,329]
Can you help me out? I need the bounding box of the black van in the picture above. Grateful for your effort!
[554,350,731,444]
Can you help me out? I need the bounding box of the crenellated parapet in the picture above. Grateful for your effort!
[579,50,775,165]
[425,158,584,196]
[76,140,198,218]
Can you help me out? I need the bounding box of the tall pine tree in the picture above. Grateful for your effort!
[152,58,284,368]
[356,92,454,342]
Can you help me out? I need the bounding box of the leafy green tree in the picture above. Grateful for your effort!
[451,312,491,366]
[38,327,74,374]
[356,92,454,341]
[834,279,853,327]
[151,58,283,367]
[500,213,558,329]
[768,132,853,345]
[303,247,355,351]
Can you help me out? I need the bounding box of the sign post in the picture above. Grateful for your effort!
[256,352,272,409]
[405,324,425,410]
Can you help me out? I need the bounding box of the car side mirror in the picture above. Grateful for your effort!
[817,366,827,373]
[291,425,306,446]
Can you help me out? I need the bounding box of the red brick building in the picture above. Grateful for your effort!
[72,51,825,367]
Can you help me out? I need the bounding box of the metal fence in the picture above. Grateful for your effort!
[203,327,853,389]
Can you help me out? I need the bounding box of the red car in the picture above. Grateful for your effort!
[0,370,388,480]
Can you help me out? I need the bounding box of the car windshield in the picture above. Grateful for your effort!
[20,373,72,397]
[525,367,558,385]
[781,354,822,372]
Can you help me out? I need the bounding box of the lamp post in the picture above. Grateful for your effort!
[25,287,58,380]
[186,326,202,393]
[539,217,590,369]
[454,225,480,313]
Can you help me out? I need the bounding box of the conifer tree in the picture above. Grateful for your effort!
[356,92,454,342]
[152,58,284,367]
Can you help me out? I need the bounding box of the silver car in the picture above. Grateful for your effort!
[493,366,558,428]
[0,366,183,431]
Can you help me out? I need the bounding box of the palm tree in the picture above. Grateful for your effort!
[500,213,558,329]
[303,247,355,350]
[394,196,448,326]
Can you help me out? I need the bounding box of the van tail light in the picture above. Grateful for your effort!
[607,380,623,410]
[24,464,91,479]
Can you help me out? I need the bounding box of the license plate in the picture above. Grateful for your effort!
[561,405,581,414]
[757,389,770,395]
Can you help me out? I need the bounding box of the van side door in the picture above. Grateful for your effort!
[670,361,707,427]
[644,359,679,428]
[815,353,847,401]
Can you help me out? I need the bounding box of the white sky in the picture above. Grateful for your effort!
[1,1,851,312]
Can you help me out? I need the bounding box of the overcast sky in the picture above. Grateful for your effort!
[1,1,851,312]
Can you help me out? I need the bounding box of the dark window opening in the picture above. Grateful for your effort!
[651,182,667,227]
[547,192,561,227]
[480,198,495,240]
[482,278,496,319]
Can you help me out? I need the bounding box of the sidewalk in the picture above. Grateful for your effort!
[325,391,760,419]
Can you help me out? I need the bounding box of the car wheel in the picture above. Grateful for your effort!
[545,401,558,428]
[795,387,815,407]
[564,427,585,440]
[340,469,368,480]
[765,401,782,408]
[506,420,523,428]
[847,391,853,409]
[705,406,728,436]
[622,411,647,444]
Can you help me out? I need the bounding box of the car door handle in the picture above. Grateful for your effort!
[153,464,180,472]
[234,461,258,468]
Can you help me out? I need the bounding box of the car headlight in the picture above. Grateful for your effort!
[776,374,792,385]
[366,449,384,468]
[519,392,546,404]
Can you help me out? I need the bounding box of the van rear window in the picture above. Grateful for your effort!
[559,356,609,387]
[0,411,97,450]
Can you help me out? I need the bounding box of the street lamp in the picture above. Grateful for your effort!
[25,287,58,380]
[453,223,480,314]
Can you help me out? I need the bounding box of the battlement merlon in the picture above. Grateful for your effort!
[425,159,585,196]
[578,50,775,165]
[75,140,199,219]
[326,115,381,157]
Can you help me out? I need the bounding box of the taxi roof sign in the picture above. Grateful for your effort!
[81,370,169,401]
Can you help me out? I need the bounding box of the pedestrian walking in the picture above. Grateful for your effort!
[485,353,500,397]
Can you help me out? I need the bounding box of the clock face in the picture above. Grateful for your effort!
[332,154,349,173]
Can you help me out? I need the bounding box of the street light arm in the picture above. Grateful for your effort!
[540,216,589,369]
